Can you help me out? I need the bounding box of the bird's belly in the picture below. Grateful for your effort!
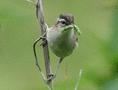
[47,30,75,58]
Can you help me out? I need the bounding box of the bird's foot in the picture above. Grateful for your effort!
[47,73,56,83]
[38,34,47,47]
[40,39,47,46]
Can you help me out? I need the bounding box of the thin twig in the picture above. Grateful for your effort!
[26,0,34,3]
[74,69,83,90]
[36,0,52,89]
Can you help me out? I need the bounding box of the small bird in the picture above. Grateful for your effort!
[33,13,81,81]
[47,13,80,59]
[46,13,81,78]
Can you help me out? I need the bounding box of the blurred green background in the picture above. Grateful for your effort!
[0,0,118,90]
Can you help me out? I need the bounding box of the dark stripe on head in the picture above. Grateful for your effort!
[59,13,74,25]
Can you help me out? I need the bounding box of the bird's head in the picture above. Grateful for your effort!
[56,13,74,27]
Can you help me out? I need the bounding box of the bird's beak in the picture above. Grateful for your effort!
[61,25,73,33]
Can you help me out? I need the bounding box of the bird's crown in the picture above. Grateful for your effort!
[59,13,74,25]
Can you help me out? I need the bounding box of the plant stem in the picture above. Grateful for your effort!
[36,0,52,89]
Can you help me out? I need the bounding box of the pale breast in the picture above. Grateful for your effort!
[47,27,61,44]
[47,27,76,58]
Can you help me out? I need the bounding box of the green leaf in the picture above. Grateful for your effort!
[74,25,81,35]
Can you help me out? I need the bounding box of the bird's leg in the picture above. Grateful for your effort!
[33,33,47,82]
[47,58,63,81]
[55,58,63,76]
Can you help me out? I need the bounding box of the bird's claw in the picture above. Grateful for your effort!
[47,73,56,83]
[40,39,47,46]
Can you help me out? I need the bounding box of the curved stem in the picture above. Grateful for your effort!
[36,0,52,89]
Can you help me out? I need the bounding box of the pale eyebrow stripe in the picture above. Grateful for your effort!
[58,19,66,22]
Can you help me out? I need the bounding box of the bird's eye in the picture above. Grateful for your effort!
[61,21,66,25]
